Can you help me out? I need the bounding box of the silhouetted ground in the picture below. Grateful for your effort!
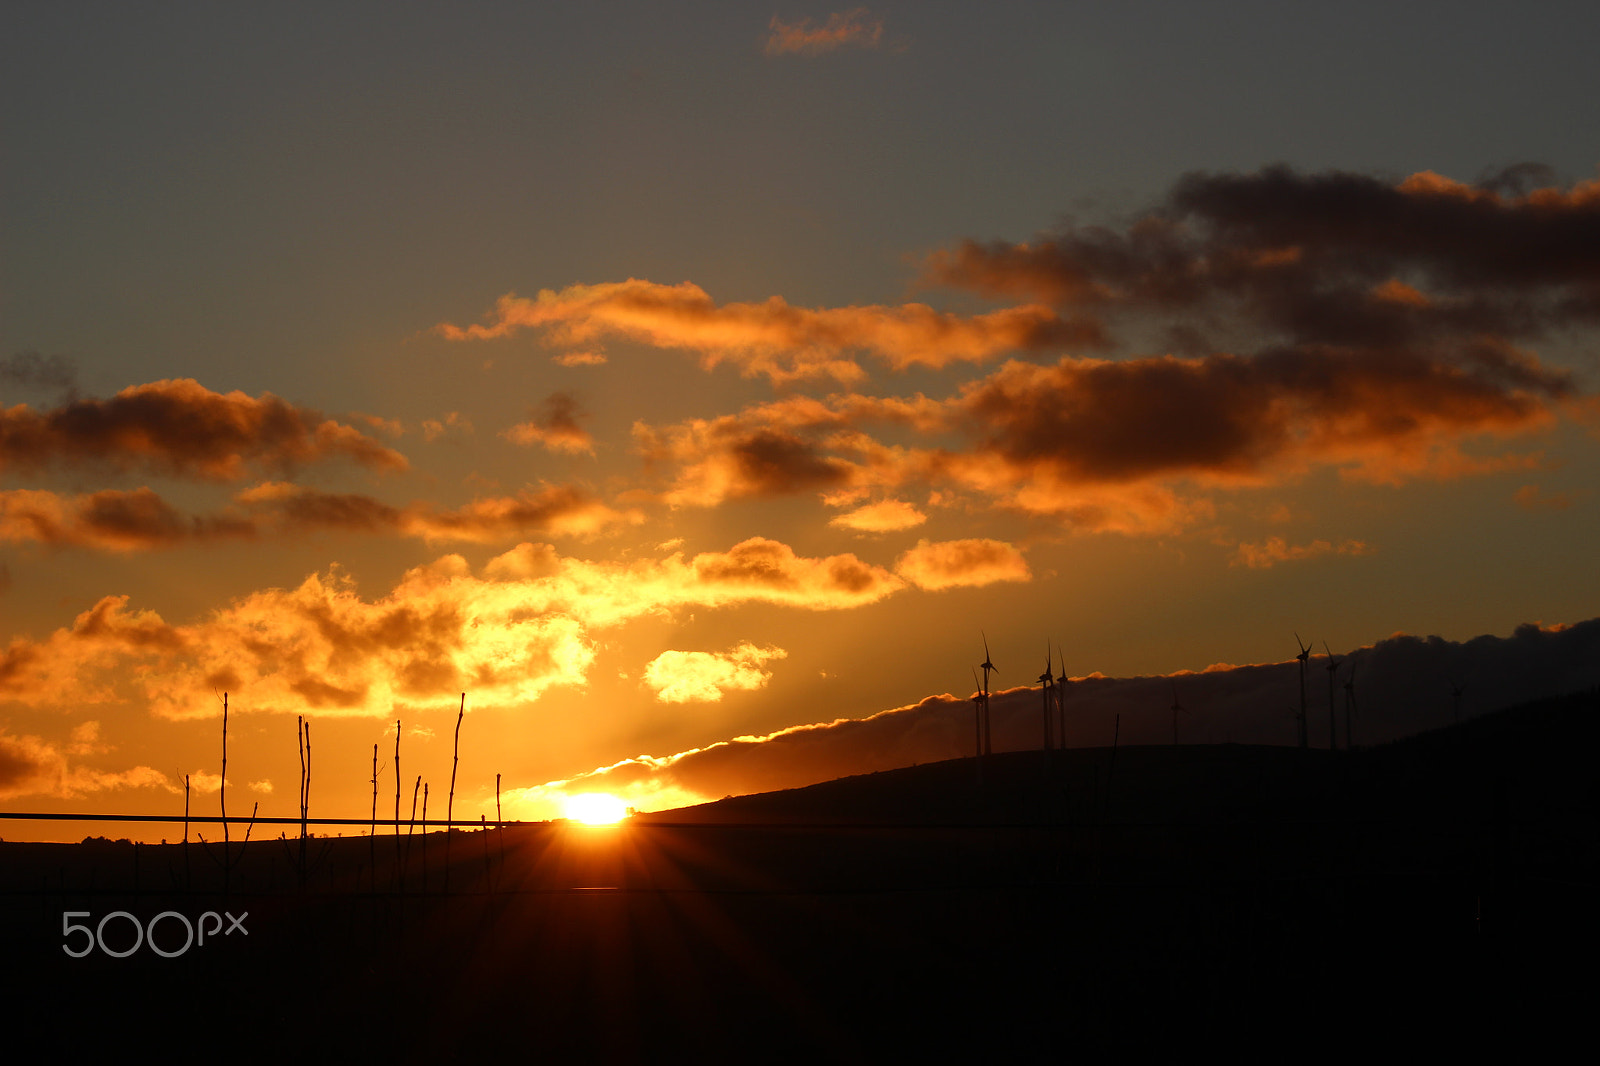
[2,690,1592,1061]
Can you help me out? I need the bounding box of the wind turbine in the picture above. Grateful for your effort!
[1343,655,1359,750]
[1323,642,1342,751]
[1449,676,1467,724]
[971,666,986,784]
[1170,681,1188,746]
[1447,654,1473,725]
[979,633,998,756]
[1294,633,1312,749]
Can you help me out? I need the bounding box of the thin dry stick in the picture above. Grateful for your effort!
[183,773,191,889]
[215,692,231,894]
[220,692,230,852]
[243,801,258,843]
[394,719,403,890]
[370,742,379,892]
[405,774,421,890]
[420,782,429,893]
[296,714,305,840]
[445,693,464,892]
[496,772,505,863]
[296,715,305,887]
[299,718,311,888]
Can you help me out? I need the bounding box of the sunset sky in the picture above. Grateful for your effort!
[3,4,1597,837]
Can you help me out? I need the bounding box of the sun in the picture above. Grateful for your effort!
[565,792,628,825]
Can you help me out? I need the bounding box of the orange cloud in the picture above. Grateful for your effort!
[829,499,927,532]
[399,486,639,542]
[234,481,401,533]
[0,723,174,800]
[634,416,858,507]
[894,538,1030,590]
[552,350,607,367]
[1230,537,1373,569]
[1512,484,1574,511]
[1,481,642,553]
[0,379,407,480]
[641,643,788,703]
[503,393,594,455]
[1,488,256,551]
[0,537,902,719]
[1,737,174,800]
[632,337,1570,534]
[1371,279,1431,307]
[437,280,1090,385]
[241,483,640,542]
[421,411,473,442]
[765,9,884,56]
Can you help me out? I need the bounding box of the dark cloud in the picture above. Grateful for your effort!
[923,164,1600,350]
[635,416,857,506]
[1,488,257,551]
[1,352,78,399]
[505,392,595,454]
[235,483,402,534]
[632,331,1571,532]
[951,345,1569,490]
[2,480,640,553]
[564,618,1600,804]
[0,378,409,480]
[401,484,639,542]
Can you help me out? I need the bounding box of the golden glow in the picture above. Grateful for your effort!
[564,792,627,825]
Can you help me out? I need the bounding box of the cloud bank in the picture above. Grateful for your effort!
[437,280,1091,385]
[0,379,407,480]
[765,9,884,56]
[534,618,1600,816]
[0,537,903,719]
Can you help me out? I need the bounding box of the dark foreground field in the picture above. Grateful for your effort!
[3,691,1593,1061]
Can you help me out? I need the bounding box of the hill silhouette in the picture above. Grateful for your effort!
[2,689,1591,1061]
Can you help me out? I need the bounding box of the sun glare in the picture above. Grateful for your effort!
[565,792,628,825]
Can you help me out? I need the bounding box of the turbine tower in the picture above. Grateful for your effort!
[1170,681,1187,746]
[1038,647,1055,753]
[971,667,984,757]
[1446,655,1473,725]
[1294,633,1312,749]
[979,634,998,757]
[1343,656,1359,750]
[1449,676,1467,724]
[1323,642,1342,751]
[971,666,986,784]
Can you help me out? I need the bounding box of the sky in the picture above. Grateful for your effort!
[3,3,1598,838]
